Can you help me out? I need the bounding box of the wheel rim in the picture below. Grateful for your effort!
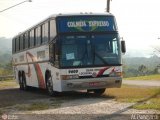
[22,79,26,89]
[22,73,27,89]
[47,76,53,94]
[19,75,23,89]
[19,76,22,84]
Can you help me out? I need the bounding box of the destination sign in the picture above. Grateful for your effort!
[57,16,117,33]
[67,21,109,28]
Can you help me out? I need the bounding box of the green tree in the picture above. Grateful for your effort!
[138,65,148,76]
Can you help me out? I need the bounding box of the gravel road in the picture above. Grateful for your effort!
[0,88,159,120]
[123,80,160,87]
[0,80,160,120]
[13,97,160,120]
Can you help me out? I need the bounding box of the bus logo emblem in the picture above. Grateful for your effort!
[92,72,97,78]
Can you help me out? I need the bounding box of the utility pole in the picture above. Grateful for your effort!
[106,0,112,12]
[0,0,32,13]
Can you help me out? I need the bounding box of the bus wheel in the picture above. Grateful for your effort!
[93,88,106,95]
[46,73,55,96]
[19,74,23,90]
[22,73,28,90]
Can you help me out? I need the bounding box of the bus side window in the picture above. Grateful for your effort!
[19,35,23,51]
[16,37,20,52]
[42,22,48,44]
[29,30,35,48]
[12,38,16,53]
[28,32,30,48]
[24,32,28,49]
[35,26,41,46]
[50,19,56,41]
[23,34,25,49]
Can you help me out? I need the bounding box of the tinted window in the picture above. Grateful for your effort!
[35,26,41,46]
[16,37,20,52]
[29,29,35,47]
[42,22,48,44]
[24,32,29,49]
[23,34,25,49]
[50,19,56,41]
[20,35,24,51]
[60,34,121,67]
[12,38,15,53]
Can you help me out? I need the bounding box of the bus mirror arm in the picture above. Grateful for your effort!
[121,40,126,54]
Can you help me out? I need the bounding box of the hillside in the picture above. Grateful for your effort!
[0,37,160,77]
[0,37,12,53]
[0,37,12,65]
[123,55,160,77]
[123,55,160,69]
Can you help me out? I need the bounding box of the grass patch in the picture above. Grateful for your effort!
[27,102,49,111]
[106,86,157,102]
[0,102,16,108]
[124,74,160,81]
[16,102,49,111]
[0,79,18,89]
[50,99,63,108]
[105,86,160,110]
[16,100,63,111]
[133,98,160,110]
[0,109,3,115]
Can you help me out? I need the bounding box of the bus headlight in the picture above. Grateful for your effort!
[61,75,79,80]
[116,72,122,77]
[109,72,122,77]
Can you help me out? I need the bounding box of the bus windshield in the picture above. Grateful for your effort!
[60,34,121,68]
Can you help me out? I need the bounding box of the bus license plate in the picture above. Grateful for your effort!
[89,82,100,86]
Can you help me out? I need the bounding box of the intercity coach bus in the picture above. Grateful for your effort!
[12,13,126,96]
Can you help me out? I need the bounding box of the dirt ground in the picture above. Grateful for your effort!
[0,82,159,120]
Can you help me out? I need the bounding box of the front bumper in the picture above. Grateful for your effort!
[60,77,122,91]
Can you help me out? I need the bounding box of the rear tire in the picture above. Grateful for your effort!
[22,72,28,90]
[93,88,106,95]
[19,73,23,90]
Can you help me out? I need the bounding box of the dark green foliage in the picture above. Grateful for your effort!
[0,62,13,76]
[0,37,12,75]
[0,37,12,65]
[123,55,160,78]
[0,37,160,78]
[138,65,148,76]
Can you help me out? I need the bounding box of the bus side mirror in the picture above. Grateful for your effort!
[121,40,126,54]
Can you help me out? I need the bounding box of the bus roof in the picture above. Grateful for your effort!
[50,12,113,17]
[13,12,114,38]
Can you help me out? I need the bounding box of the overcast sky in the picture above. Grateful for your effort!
[0,0,160,57]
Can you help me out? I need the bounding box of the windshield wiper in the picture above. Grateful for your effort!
[94,51,109,65]
[92,44,108,65]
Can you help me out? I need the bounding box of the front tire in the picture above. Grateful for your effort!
[46,73,56,96]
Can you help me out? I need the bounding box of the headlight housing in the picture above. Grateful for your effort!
[60,75,79,80]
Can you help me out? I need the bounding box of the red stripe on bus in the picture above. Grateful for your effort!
[34,63,46,89]
[26,52,46,89]
[96,67,110,77]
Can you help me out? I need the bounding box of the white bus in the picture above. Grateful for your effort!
[12,13,126,96]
